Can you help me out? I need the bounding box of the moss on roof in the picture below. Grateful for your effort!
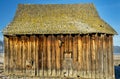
[3,3,117,35]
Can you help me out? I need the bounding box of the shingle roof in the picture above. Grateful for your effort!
[3,3,117,35]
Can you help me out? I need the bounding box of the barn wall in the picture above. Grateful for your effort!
[4,34,114,79]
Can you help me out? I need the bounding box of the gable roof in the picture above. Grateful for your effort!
[3,3,117,35]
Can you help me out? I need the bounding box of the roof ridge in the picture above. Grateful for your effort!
[18,3,94,6]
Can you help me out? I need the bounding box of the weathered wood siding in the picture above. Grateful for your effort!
[4,34,114,79]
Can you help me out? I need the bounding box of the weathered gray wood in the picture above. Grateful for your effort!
[110,35,114,78]
[4,34,115,79]
[100,34,104,78]
[106,35,109,78]
[103,34,107,78]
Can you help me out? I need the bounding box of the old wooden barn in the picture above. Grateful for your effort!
[3,4,117,79]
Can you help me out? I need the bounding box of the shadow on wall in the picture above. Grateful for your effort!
[115,66,120,79]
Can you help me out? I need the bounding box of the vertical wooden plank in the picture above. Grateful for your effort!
[28,36,32,75]
[97,34,101,78]
[43,35,47,76]
[9,37,13,73]
[33,36,36,76]
[47,35,52,76]
[29,35,36,76]
[63,35,66,76]
[12,37,15,73]
[7,37,10,73]
[66,35,69,53]
[25,36,30,75]
[85,35,87,77]
[30,36,34,70]
[38,35,43,76]
[61,35,65,76]
[67,34,72,77]
[112,36,115,79]
[91,34,96,78]
[87,35,91,78]
[71,35,73,76]
[14,37,18,73]
[18,36,22,73]
[51,35,56,76]
[82,35,86,78]
[35,36,39,76]
[72,35,78,77]
[55,35,60,76]
[27,36,30,67]
[85,35,88,77]
[21,36,25,73]
[12,37,14,73]
[54,35,57,76]
[16,37,19,71]
[25,36,28,74]
[106,35,110,79]
[94,34,98,78]
[21,36,23,73]
[78,35,83,77]
[9,37,11,73]
[109,35,114,79]
[90,35,92,78]
[108,35,111,78]
[106,35,109,78]
[60,35,64,76]
[86,35,91,78]
[100,34,104,78]
[103,34,107,78]
[38,35,40,76]
[23,36,26,75]
[64,34,72,77]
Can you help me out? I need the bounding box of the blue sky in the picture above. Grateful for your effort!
[0,0,120,46]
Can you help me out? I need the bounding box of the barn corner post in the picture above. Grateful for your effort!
[110,35,115,79]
